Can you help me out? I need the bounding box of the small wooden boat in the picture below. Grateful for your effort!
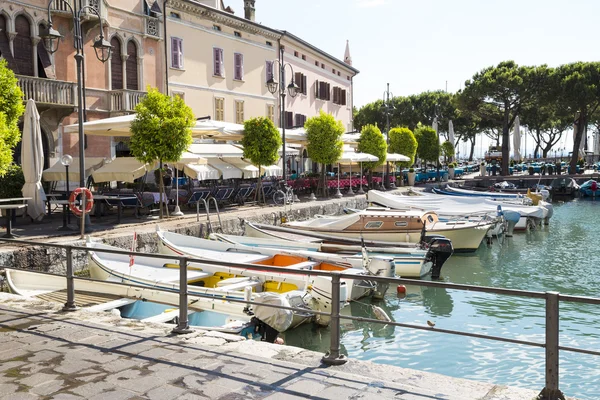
[155,227,383,300]
[86,240,326,327]
[236,221,453,279]
[4,268,254,333]
[281,209,491,253]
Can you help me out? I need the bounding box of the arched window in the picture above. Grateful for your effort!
[0,15,16,70]
[126,41,138,90]
[110,37,123,89]
[14,15,33,76]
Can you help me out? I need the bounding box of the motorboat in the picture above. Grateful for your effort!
[280,209,490,253]
[85,240,318,328]
[549,177,579,199]
[156,226,386,299]
[579,180,598,197]
[234,221,453,279]
[436,185,550,204]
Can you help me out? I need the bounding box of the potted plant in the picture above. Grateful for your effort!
[480,162,486,176]
[448,162,456,180]
[0,164,26,217]
[407,168,416,186]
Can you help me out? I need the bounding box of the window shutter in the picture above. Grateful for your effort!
[14,16,33,76]
[326,83,331,101]
[126,41,139,90]
[111,37,123,89]
[177,39,183,68]
[266,60,273,81]
[219,48,224,76]
[213,48,220,75]
[333,87,338,104]
[315,80,320,98]
[171,38,179,68]
[302,75,307,95]
[342,90,347,106]
[234,53,243,80]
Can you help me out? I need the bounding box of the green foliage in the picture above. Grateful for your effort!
[0,60,25,176]
[414,125,439,164]
[388,127,417,168]
[130,87,195,164]
[357,124,387,170]
[241,117,281,167]
[408,167,415,173]
[441,140,455,161]
[0,164,25,198]
[305,110,344,165]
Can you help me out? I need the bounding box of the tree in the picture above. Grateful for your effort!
[353,100,385,131]
[458,61,538,174]
[441,140,455,164]
[357,124,387,187]
[414,124,439,167]
[0,59,25,176]
[453,109,484,161]
[388,127,417,168]
[241,117,281,204]
[130,87,195,218]
[305,111,344,197]
[556,62,600,172]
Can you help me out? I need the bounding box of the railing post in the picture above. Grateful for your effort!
[321,273,347,365]
[171,256,193,334]
[62,246,77,311]
[538,291,565,400]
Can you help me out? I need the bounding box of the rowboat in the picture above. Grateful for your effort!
[281,209,492,253]
[85,240,317,329]
[237,221,454,278]
[4,268,254,334]
[155,226,384,300]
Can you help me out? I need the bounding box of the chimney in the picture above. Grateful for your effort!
[244,0,255,21]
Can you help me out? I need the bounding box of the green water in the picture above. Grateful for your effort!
[282,199,600,400]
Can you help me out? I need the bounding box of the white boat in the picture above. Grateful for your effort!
[155,227,384,300]
[281,209,492,253]
[86,240,332,327]
[4,268,254,333]
[239,221,454,278]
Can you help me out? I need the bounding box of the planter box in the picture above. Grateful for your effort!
[407,172,416,186]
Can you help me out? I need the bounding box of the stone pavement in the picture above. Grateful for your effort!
[0,293,560,400]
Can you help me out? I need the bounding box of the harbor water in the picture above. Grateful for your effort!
[282,199,600,400]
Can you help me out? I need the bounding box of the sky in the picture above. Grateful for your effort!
[226,0,600,157]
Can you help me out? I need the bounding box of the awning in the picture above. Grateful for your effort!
[183,163,221,181]
[279,146,300,156]
[338,152,379,164]
[42,157,106,182]
[91,157,156,183]
[172,152,208,168]
[386,153,410,162]
[262,165,282,177]
[188,143,244,158]
[207,159,243,179]
[225,158,260,179]
[63,115,245,139]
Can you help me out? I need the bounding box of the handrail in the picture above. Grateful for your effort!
[0,236,591,399]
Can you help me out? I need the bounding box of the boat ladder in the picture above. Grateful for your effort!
[196,197,223,236]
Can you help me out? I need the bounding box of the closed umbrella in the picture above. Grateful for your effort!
[513,116,521,162]
[448,120,455,162]
[21,99,46,221]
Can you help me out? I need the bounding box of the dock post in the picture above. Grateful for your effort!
[62,246,77,311]
[321,273,347,365]
[172,256,193,334]
[538,291,565,400]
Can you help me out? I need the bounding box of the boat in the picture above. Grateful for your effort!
[579,180,598,197]
[155,226,386,299]
[435,185,550,204]
[4,268,256,334]
[280,208,491,253]
[549,177,579,199]
[232,221,453,278]
[85,240,318,328]
[367,190,522,236]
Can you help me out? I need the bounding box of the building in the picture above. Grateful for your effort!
[0,0,163,166]
[164,0,358,131]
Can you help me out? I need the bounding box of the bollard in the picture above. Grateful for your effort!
[62,246,77,311]
[537,291,565,400]
[321,273,347,365]
[172,256,193,334]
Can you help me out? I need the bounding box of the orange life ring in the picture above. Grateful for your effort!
[69,187,94,217]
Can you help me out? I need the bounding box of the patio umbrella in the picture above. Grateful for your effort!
[448,120,455,162]
[20,99,46,221]
[513,116,521,162]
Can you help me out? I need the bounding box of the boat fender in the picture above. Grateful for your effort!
[372,305,391,322]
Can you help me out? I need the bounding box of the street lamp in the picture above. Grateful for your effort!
[434,104,441,182]
[383,83,393,190]
[267,47,299,184]
[42,0,111,193]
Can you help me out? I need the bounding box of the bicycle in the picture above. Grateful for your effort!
[272,180,295,206]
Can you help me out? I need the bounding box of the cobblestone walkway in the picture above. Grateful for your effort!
[0,295,554,400]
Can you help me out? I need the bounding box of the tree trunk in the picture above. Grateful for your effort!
[571,113,586,173]
[321,163,327,198]
[254,166,263,204]
[159,160,164,219]
[469,138,475,161]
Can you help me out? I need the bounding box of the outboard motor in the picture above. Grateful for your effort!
[422,235,454,279]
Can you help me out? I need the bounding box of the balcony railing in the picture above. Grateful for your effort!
[17,75,77,107]
[110,89,146,112]
[50,0,107,20]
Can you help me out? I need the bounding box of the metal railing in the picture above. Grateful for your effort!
[1,237,595,399]
[17,75,77,107]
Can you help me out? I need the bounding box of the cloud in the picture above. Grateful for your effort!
[355,0,387,8]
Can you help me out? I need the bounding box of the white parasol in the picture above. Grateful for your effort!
[20,99,46,221]
[512,116,521,162]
